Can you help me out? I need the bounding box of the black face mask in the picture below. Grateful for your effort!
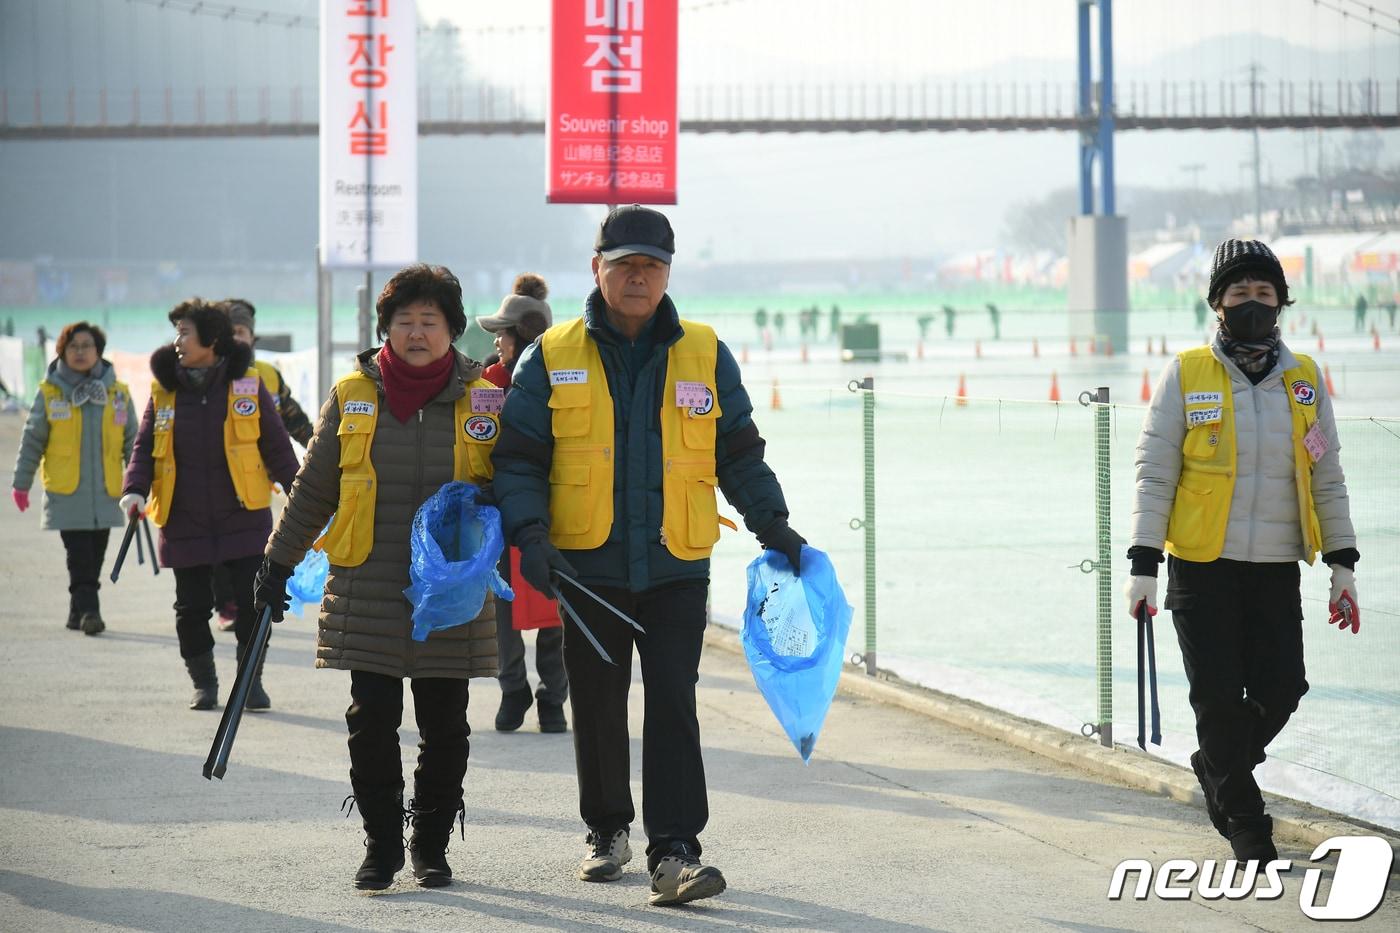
[1220,300,1280,342]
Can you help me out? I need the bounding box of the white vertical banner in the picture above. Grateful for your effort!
[319,0,417,269]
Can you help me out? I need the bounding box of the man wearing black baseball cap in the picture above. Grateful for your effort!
[491,204,803,906]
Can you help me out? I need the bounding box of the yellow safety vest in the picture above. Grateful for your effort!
[252,359,283,395]
[315,369,499,568]
[39,379,130,498]
[1165,347,1324,565]
[539,316,724,561]
[148,368,271,527]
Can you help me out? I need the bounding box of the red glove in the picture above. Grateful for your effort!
[11,488,29,512]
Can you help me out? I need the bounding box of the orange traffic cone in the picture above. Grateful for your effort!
[1070,337,1078,357]
[1324,365,1337,397]
[1032,337,1040,358]
[1105,337,1115,357]
[800,342,809,363]
[770,379,782,410]
[763,328,773,352]
[916,338,924,360]
[1049,370,1060,402]
[741,344,749,364]
[1288,319,1296,335]
[1088,336,1097,355]
[1373,327,1381,351]
[955,373,967,406]
[974,339,983,359]
[1140,368,1151,402]
[1318,332,1325,352]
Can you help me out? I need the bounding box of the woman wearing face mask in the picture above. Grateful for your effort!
[11,322,138,635]
[1126,239,1359,863]
[474,273,566,734]
[252,264,501,891]
[120,299,300,710]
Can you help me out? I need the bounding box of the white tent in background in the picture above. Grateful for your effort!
[1269,233,1384,288]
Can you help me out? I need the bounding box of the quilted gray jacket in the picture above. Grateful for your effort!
[1130,337,1355,563]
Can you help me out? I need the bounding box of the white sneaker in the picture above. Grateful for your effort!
[649,843,726,906]
[578,828,631,882]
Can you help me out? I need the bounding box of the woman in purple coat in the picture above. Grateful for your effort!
[120,299,299,711]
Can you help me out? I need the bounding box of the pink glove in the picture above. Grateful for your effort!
[11,488,29,512]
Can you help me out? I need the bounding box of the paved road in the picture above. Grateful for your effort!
[1,415,1395,932]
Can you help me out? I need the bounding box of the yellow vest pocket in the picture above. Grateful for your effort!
[548,462,593,536]
[685,473,721,549]
[548,383,593,439]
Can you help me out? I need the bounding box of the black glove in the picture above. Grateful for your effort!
[758,519,806,576]
[475,481,497,507]
[516,523,577,594]
[253,558,295,623]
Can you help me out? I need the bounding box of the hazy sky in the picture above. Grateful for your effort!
[408,0,1400,260]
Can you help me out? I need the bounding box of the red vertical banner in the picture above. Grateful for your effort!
[548,0,678,205]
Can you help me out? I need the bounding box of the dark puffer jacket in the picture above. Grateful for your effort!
[492,290,789,592]
[121,342,300,569]
[264,348,498,680]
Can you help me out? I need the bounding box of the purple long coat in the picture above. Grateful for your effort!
[121,342,300,569]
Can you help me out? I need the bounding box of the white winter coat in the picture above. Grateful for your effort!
[1130,337,1355,563]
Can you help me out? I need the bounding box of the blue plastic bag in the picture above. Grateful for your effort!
[741,544,853,763]
[404,481,513,642]
[286,546,329,617]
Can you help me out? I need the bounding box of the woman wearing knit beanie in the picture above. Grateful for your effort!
[475,273,569,734]
[1126,238,1359,863]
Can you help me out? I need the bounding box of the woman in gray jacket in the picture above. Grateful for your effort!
[1126,239,1358,863]
[10,322,138,634]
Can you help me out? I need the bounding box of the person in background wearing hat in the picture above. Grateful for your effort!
[11,321,138,635]
[491,205,802,906]
[1126,238,1359,863]
[475,273,569,734]
[210,298,316,629]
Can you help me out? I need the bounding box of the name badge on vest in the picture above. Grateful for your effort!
[470,387,505,414]
[549,369,588,385]
[675,381,714,415]
[113,405,128,427]
[1303,422,1329,463]
[231,377,259,396]
[1186,407,1222,428]
[47,399,72,421]
[155,407,175,430]
[344,400,375,416]
[1183,391,1222,405]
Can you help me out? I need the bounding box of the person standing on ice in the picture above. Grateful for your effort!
[1125,238,1359,864]
[253,264,501,891]
[490,205,802,907]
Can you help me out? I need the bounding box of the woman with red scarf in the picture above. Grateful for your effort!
[254,264,500,891]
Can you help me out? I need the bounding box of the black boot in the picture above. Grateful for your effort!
[538,698,568,734]
[1227,814,1278,863]
[184,650,218,711]
[494,687,533,732]
[80,611,105,636]
[236,643,271,711]
[344,785,407,890]
[408,796,464,887]
[66,610,81,631]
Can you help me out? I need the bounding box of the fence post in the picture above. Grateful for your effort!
[847,376,877,675]
[1079,386,1113,747]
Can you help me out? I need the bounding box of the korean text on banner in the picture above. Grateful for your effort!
[319,0,418,269]
[548,0,678,205]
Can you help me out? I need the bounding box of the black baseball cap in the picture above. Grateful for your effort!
[595,204,675,264]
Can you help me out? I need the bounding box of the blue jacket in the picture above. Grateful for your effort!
[492,289,788,592]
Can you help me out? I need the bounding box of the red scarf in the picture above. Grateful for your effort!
[377,345,455,423]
